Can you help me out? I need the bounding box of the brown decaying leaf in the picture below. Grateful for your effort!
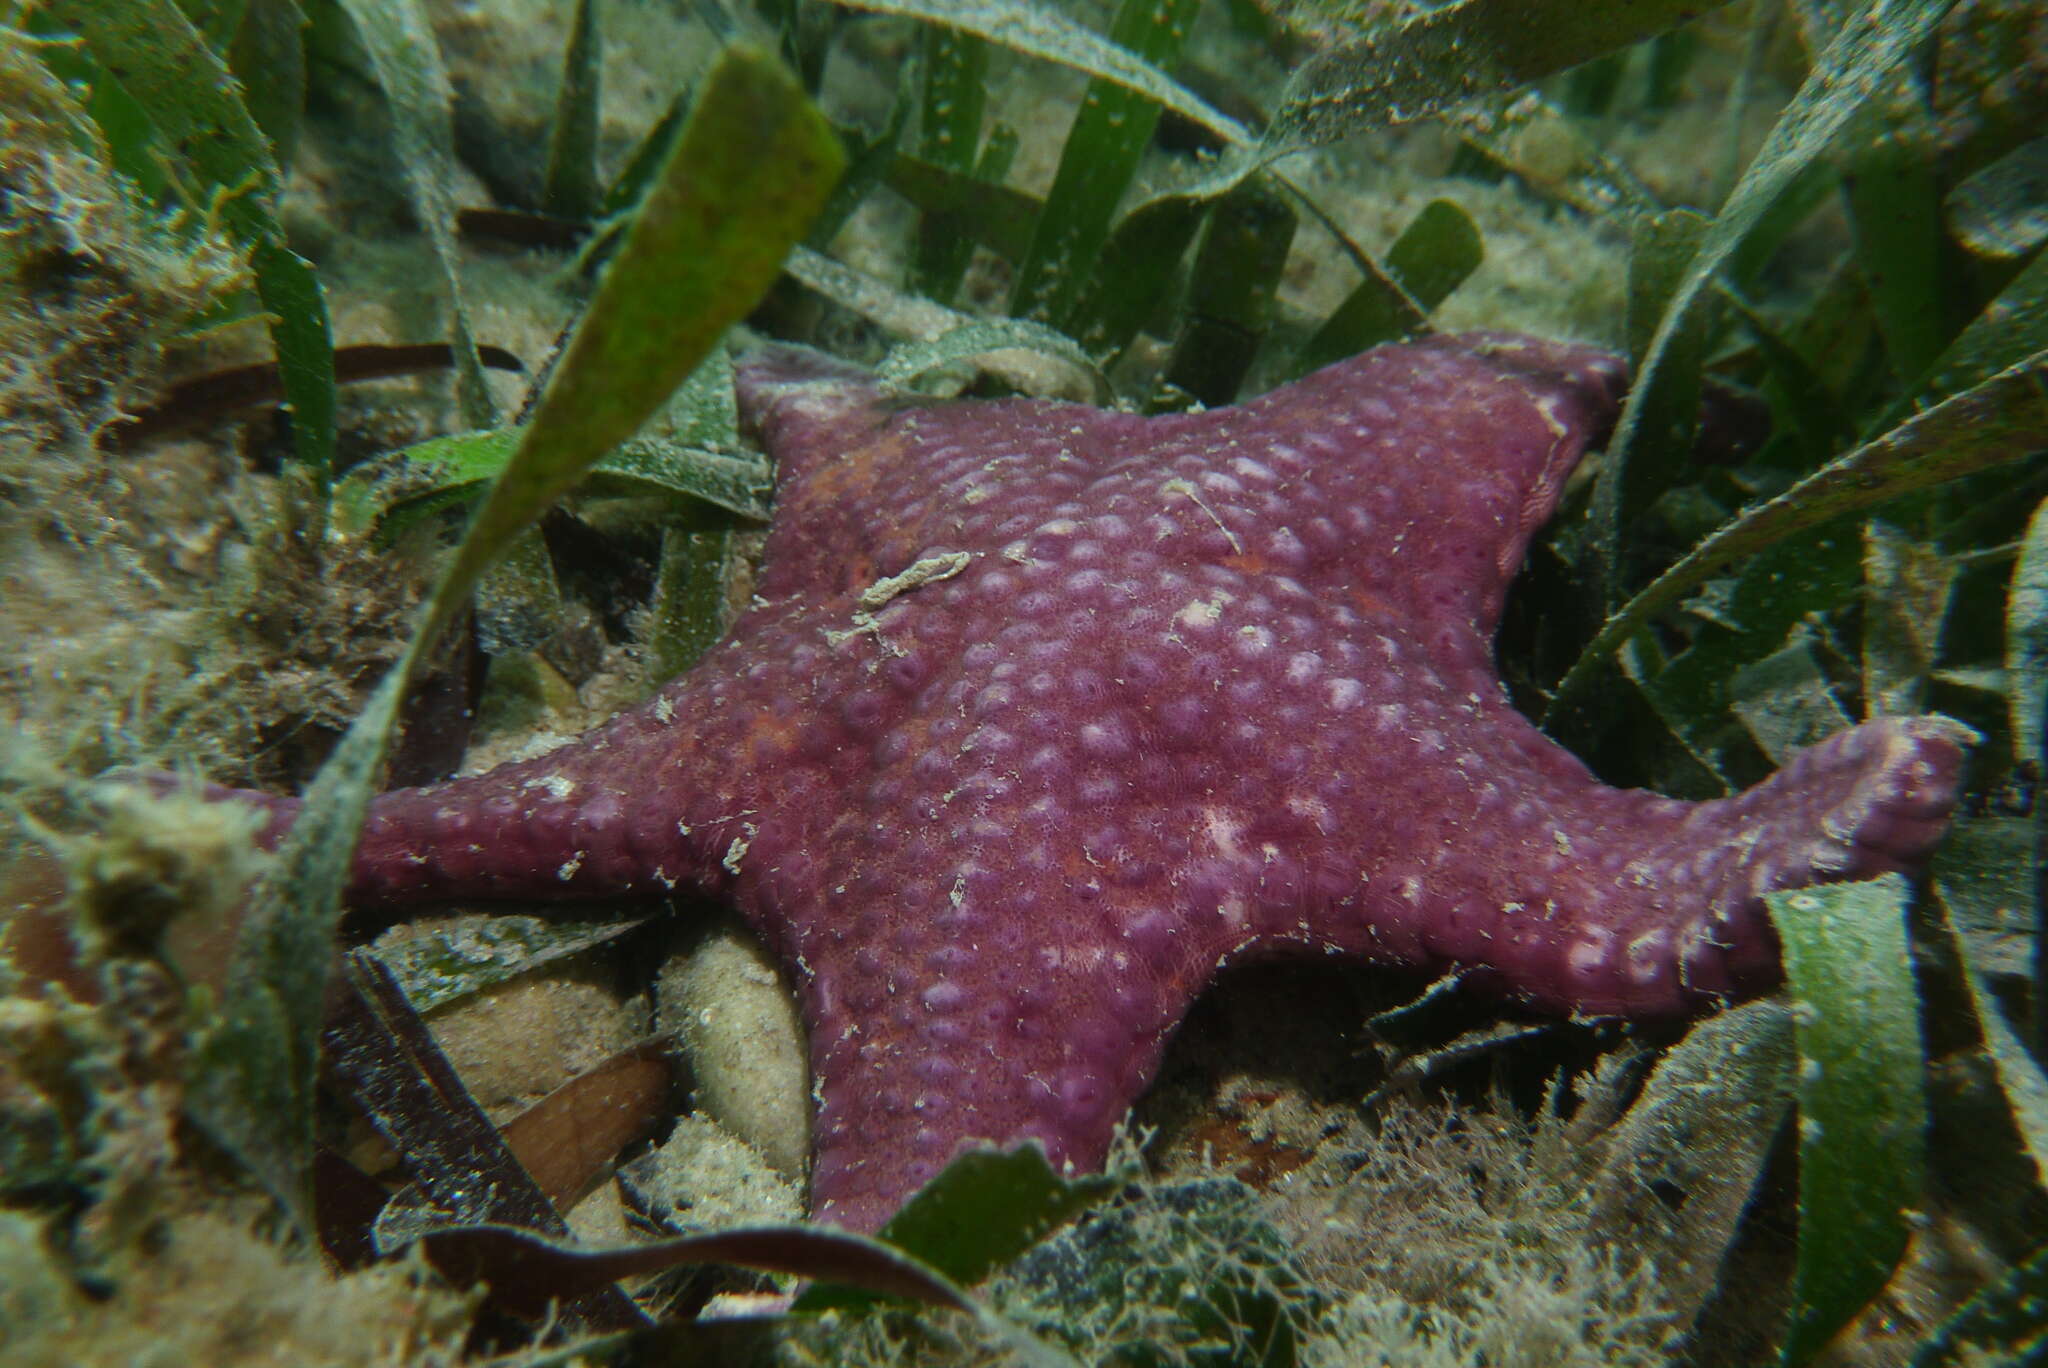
[413,1220,977,1322]
[321,951,648,1332]
[499,1040,678,1210]
[456,206,596,250]
[112,342,527,448]
[0,848,99,1004]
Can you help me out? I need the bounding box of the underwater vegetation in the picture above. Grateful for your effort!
[0,0,2044,1364]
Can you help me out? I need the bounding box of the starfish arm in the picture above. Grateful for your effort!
[796,945,1195,1233]
[182,656,770,906]
[736,345,951,603]
[1590,712,1974,1008]
[1190,333,1629,640]
[1302,710,1974,1018]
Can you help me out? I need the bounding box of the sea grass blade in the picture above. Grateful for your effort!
[1586,0,1958,607]
[48,0,338,521]
[821,0,1249,149]
[1545,350,2048,722]
[1295,197,1479,373]
[910,24,987,303]
[1765,877,1926,1366]
[333,0,496,429]
[1008,0,1202,328]
[180,45,841,1229]
[1271,0,1740,149]
[542,0,603,221]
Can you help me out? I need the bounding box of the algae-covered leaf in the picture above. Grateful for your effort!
[599,440,773,521]
[823,0,1249,149]
[1934,817,2037,982]
[1584,999,1796,1337]
[370,913,647,1014]
[1908,1239,2048,1366]
[1547,350,2048,721]
[1587,0,1957,606]
[1936,887,2048,1189]
[2008,496,2048,765]
[1765,875,1927,1366]
[1862,520,1956,719]
[785,244,958,340]
[1450,91,1659,218]
[335,422,774,541]
[796,1144,1121,1313]
[877,319,1105,398]
[648,526,744,679]
[1729,640,1852,765]
[1947,135,2048,260]
[1635,524,1862,783]
[1272,0,1740,149]
[786,249,1103,401]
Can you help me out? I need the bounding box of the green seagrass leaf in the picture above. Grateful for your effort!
[1294,198,1475,374]
[47,0,338,516]
[1548,350,2048,722]
[333,0,495,428]
[1843,110,1952,384]
[542,0,602,221]
[184,45,840,1232]
[1587,0,1959,606]
[820,0,1249,149]
[229,0,307,169]
[1007,0,1201,328]
[1765,875,1926,1367]
[911,25,989,303]
[794,1145,1119,1314]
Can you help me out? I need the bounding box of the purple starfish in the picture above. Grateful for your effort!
[220,332,1967,1234]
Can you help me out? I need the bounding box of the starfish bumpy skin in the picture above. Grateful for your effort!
[219,334,1969,1233]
